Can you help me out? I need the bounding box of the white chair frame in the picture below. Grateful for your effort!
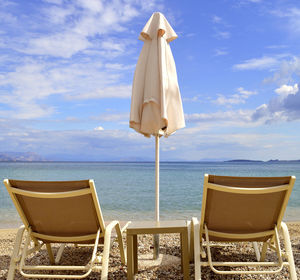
[4,179,129,280]
[191,174,297,280]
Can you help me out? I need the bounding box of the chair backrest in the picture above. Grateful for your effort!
[200,174,295,241]
[3,179,106,243]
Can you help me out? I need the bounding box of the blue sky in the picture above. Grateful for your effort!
[0,0,300,161]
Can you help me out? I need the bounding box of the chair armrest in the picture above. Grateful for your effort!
[120,221,131,234]
[192,217,199,233]
[104,220,127,265]
[105,220,119,233]
[192,217,206,256]
[101,221,120,278]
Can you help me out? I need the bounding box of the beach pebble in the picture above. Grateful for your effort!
[0,224,299,279]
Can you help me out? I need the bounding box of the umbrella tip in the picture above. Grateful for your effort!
[153,11,164,17]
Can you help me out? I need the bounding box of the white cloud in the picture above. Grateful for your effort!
[183,95,202,102]
[43,0,63,4]
[0,125,153,161]
[234,0,263,7]
[214,49,228,56]
[162,146,176,152]
[272,7,300,35]
[0,55,132,118]
[92,112,129,122]
[214,94,242,105]
[264,56,300,84]
[139,1,162,12]
[94,126,104,131]
[24,33,91,58]
[185,109,253,126]
[0,0,166,120]
[266,45,288,50]
[185,33,196,38]
[211,14,231,40]
[187,55,195,61]
[211,15,232,27]
[105,63,133,70]
[0,10,17,24]
[252,83,300,122]
[11,103,55,119]
[12,0,160,58]
[237,87,257,96]
[275,84,298,98]
[0,62,64,118]
[0,113,298,161]
[67,85,132,100]
[233,56,280,70]
[101,41,124,52]
[213,87,257,106]
[212,15,222,23]
[100,39,137,58]
[0,39,5,48]
[214,30,231,39]
[158,124,297,161]
[45,5,74,24]
[76,0,103,13]
[146,127,295,160]
[251,103,268,120]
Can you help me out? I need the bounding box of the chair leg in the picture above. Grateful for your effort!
[46,243,55,264]
[55,244,65,264]
[101,233,112,280]
[7,225,25,280]
[252,242,261,261]
[260,242,268,261]
[115,223,126,265]
[281,222,297,280]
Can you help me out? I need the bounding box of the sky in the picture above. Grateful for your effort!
[0,0,300,161]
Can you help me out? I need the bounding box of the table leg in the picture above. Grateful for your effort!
[187,220,194,262]
[133,235,138,274]
[127,234,134,280]
[180,233,183,272]
[181,229,190,280]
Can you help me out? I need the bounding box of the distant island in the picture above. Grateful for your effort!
[0,152,300,163]
[225,159,300,163]
[226,159,263,163]
[0,152,44,162]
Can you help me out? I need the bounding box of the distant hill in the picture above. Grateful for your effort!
[0,152,44,162]
[267,159,300,163]
[225,159,263,163]
[225,159,300,163]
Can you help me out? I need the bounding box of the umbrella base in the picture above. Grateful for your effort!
[153,233,160,259]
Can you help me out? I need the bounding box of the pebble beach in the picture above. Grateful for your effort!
[0,222,299,279]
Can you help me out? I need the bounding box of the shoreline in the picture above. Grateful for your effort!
[0,222,299,279]
[1,220,300,230]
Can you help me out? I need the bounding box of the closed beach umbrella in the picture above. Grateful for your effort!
[129,12,185,258]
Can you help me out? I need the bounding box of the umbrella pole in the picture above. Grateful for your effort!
[153,134,160,259]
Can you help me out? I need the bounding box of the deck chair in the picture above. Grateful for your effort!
[191,174,297,279]
[3,179,129,280]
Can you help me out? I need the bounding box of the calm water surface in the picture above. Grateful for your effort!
[0,161,299,228]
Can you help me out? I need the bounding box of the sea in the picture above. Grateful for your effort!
[0,161,299,228]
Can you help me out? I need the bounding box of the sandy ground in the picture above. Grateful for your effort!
[0,222,299,279]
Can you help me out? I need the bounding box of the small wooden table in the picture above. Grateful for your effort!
[126,220,190,280]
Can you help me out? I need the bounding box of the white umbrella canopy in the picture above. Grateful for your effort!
[129,12,185,258]
[130,12,185,137]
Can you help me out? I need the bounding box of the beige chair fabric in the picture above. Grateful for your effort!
[4,179,128,280]
[192,174,297,279]
[129,12,185,137]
